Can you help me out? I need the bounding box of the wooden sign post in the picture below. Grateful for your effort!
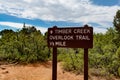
[47,25,93,80]
[84,48,88,80]
[52,47,57,80]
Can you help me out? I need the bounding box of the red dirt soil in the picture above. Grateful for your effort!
[0,61,83,80]
[0,61,119,80]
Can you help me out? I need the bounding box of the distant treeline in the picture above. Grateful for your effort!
[0,26,49,63]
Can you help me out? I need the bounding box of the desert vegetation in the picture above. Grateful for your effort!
[0,10,120,79]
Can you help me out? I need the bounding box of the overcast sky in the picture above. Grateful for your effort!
[0,0,120,33]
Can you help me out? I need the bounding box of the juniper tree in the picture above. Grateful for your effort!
[113,10,120,47]
[113,10,120,32]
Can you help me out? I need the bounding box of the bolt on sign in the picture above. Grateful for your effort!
[48,25,93,48]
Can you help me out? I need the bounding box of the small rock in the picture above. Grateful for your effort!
[62,71,65,74]
[2,71,9,74]
[0,67,6,70]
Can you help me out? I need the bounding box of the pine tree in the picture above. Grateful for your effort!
[113,10,120,33]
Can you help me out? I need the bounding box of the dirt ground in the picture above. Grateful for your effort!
[0,61,83,80]
[0,61,119,80]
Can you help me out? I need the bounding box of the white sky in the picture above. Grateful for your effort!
[0,0,120,33]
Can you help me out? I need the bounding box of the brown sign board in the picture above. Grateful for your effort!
[48,25,93,48]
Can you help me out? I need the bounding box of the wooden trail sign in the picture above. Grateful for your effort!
[47,25,93,80]
[48,25,93,48]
